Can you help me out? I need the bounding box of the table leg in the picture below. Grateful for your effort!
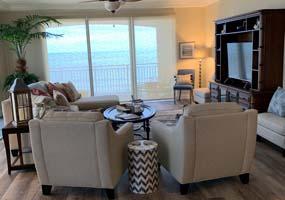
[17,133,24,165]
[3,131,11,175]
[145,120,150,140]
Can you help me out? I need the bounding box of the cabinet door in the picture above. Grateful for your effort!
[227,89,239,103]
[210,83,220,102]
[239,92,252,109]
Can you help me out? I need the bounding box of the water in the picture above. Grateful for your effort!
[48,50,157,69]
[48,50,159,98]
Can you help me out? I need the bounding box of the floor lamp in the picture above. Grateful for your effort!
[195,47,210,88]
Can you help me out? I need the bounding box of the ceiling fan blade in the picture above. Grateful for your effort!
[122,0,142,2]
[80,0,105,3]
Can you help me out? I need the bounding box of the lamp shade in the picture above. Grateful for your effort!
[194,46,211,59]
[9,78,33,126]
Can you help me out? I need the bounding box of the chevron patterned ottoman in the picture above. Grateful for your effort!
[128,140,159,194]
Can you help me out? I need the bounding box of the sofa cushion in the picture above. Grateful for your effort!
[43,111,103,122]
[268,87,285,117]
[258,113,285,136]
[71,95,119,110]
[184,102,243,117]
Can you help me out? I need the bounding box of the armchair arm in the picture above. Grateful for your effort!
[116,122,133,136]
[151,120,174,170]
[110,122,134,186]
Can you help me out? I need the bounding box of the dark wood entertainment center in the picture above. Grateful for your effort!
[211,9,285,112]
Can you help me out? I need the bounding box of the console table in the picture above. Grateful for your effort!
[2,122,35,175]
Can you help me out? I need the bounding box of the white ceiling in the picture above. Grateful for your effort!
[0,0,218,11]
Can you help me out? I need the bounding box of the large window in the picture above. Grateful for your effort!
[46,16,176,101]
[47,20,91,96]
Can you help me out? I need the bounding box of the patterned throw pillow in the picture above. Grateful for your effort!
[53,90,70,107]
[31,88,50,97]
[67,81,81,100]
[47,82,69,99]
[176,74,192,85]
[268,87,285,117]
[62,83,77,102]
[47,82,58,97]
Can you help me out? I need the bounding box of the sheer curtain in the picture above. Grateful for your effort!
[134,16,176,100]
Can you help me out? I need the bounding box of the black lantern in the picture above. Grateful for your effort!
[9,78,33,126]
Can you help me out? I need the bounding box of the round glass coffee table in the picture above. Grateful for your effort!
[103,105,156,140]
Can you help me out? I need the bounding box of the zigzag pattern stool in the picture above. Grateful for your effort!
[128,140,159,194]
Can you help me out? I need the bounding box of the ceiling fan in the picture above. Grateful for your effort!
[81,0,142,13]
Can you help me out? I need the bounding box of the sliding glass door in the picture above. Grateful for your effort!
[89,19,131,101]
[46,16,176,101]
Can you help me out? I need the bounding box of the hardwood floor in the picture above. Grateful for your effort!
[0,101,285,200]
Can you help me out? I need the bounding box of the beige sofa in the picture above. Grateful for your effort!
[1,80,119,153]
[29,111,133,199]
[152,103,258,195]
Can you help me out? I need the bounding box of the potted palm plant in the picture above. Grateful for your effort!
[0,15,62,91]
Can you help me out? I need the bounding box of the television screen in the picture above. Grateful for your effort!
[227,42,253,82]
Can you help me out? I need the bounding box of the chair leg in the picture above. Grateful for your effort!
[179,90,182,101]
[180,184,190,195]
[42,185,52,195]
[239,173,250,184]
[105,189,115,199]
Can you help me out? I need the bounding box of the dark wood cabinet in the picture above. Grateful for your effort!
[212,9,285,112]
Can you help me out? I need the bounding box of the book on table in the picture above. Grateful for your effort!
[115,113,140,120]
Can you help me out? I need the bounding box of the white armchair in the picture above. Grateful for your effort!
[152,103,257,195]
[29,111,134,199]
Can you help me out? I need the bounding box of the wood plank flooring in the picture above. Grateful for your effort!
[0,101,285,200]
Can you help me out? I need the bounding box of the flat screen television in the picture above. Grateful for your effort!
[227,42,253,82]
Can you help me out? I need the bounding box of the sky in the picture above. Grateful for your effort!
[47,24,157,53]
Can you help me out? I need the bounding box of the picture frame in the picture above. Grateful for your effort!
[179,42,195,59]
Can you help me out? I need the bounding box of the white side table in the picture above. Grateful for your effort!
[128,140,159,194]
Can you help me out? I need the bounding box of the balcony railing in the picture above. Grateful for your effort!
[49,63,158,97]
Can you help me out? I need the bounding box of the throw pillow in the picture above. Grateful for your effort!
[67,81,81,100]
[176,74,192,85]
[28,81,49,93]
[31,88,50,97]
[268,87,285,117]
[53,90,70,107]
[62,83,77,102]
[47,82,57,96]
[47,82,69,100]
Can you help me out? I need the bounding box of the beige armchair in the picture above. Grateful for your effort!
[152,103,257,195]
[29,111,134,199]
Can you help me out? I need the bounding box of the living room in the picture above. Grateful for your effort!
[1,0,285,199]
